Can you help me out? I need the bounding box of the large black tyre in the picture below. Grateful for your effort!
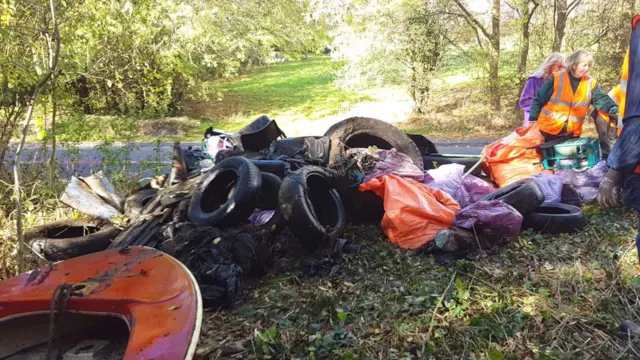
[124,188,158,220]
[188,156,262,227]
[25,219,121,261]
[324,117,424,170]
[522,203,586,234]
[251,160,288,178]
[258,172,282,209]
[481,178,545,216]
[422,154,482,176]
[279,166,346,249]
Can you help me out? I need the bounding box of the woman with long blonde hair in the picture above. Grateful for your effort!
[519,53,566,126]
[529,49,619,142]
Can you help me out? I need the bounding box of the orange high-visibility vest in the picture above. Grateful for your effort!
[538,70,596,137]
[617,49,630,136]
[597,84,621,126]
[616,15,640,172]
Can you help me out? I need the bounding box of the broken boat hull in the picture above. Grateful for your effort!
[0,246,202,360]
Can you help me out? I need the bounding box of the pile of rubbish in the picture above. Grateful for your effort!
[24,116,608,306]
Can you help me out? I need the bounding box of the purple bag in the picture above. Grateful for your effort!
[532,173,563,204]
[424,164,495,208]
[556,160,608,205]
[249,210,275,226]
[363,149,424,183]
[453,200,523,236]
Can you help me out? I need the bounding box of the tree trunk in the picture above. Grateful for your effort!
[515,1,539,111]
[489,0,501,110]
[553,0,568,51]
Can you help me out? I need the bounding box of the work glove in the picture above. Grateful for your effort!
[611,106,619,114]
[598,168,627,208]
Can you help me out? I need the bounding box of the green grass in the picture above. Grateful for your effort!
[198,207,640,359]
[203,56,371,121]
[183,55,375,137]
[47,56,373,142]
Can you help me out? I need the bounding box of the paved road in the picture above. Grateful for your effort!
[4,138,494,179]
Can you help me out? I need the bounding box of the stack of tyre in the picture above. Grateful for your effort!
[186,156,345,249]
[186,116,433,248]
[481,179,587,234]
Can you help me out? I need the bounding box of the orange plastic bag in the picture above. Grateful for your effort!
[360,174,461,250]
[481,123,546,187]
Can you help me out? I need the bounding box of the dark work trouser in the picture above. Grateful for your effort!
[611,119,640,263]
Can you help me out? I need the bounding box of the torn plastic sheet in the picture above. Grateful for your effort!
[249,210,275,226]
[80,170,125,212]
[60,176,120,220]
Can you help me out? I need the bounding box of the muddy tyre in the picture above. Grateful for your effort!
[25,219,120,261]
[522,203,586,234]
[257,172,281,210]
[279,166,346,249]
[481,178,545,216]
[188,156,262,227]
[324,117,423,170]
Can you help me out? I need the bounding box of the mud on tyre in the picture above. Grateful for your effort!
[278,166,346,249]
[324,117,424,170]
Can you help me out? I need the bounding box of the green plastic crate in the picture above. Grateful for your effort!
[541,137,600,170]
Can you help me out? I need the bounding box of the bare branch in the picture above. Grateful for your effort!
[475,28,485,49]
[14,0,60,272]
[452,0,492,40]
[434,11,467,18]
[527,2,540,25]
[505,0,520,14]
[568,0,582,13]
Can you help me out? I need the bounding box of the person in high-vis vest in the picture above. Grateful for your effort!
[528,49,619,142]
[590,84,622,159]
[518,53,566,126]
[598,14,640,262]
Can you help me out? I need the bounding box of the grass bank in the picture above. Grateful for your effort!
[197,207,640,359]
[50,55,571,144]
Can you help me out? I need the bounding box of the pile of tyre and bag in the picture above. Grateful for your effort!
[188,115,595,256]
[25,116,600,270]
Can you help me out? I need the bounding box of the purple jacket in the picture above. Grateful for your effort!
[519,76,545,125]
